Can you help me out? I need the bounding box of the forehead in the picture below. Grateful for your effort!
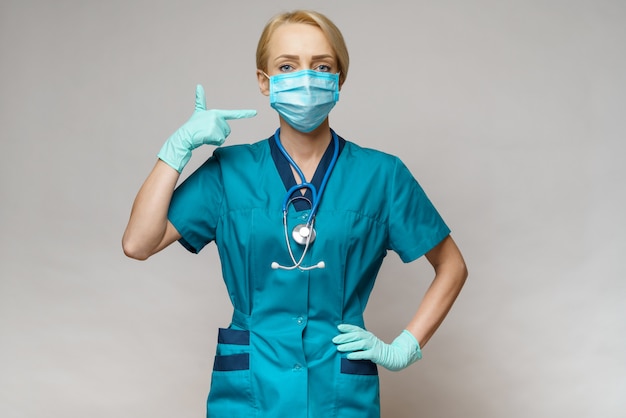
[268,23,334,58]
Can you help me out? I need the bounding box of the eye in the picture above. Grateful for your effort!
[279,64,294,72]
[314,64,331,72]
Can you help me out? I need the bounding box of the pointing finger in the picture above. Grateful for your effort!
[215,109,257,120]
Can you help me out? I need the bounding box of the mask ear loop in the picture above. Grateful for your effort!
[260,71,274,102]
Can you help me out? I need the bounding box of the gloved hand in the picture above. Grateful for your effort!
[332,324,422,371]
[157,84,256,172]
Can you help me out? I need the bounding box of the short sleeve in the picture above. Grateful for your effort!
[167,154,224,253]
[388,158,450,262]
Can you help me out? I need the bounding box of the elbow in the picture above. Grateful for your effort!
[441,256,469,284]
[456,262,469,296]
[460,259,469,281]
[122,235,152,261]
[444,257,468,288]
[456,257,469,285]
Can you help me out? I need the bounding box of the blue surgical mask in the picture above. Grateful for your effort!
[264,70,340,133]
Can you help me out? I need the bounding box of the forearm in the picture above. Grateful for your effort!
[122,159,180,259]
[122,85,255,260]
[332,238,466,371]
[406,237,468,348]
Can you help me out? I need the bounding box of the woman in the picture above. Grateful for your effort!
[123,9,467,418]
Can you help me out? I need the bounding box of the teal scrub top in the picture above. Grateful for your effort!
[168,132,450,418]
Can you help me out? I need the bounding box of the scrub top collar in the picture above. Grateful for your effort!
[268,130,346,212]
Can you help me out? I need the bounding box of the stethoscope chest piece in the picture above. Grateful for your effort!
[292,223,316,245]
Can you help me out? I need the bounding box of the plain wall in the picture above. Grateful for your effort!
[1,0,624,417]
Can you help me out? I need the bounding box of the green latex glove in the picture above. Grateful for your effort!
[332,324,422,371]
[157,84,256,172]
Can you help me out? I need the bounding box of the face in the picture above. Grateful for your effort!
[257,23,337,96]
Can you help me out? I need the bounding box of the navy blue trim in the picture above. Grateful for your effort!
[217,328,250,345]
[340,358,379,376]
[213,353,250,371]
[268,131,346,211]
[177,236,198,254]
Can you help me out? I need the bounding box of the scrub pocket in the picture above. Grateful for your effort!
[336,358,381,418]
[207,328,257,418]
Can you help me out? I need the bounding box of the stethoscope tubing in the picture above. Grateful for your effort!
[274,128,340,228]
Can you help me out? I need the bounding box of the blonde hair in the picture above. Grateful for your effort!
[256,10,349,86]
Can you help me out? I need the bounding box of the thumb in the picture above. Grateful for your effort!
[195,84,207,111]
[215,109,257,120]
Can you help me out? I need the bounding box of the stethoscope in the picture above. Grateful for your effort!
[271,128,339,271]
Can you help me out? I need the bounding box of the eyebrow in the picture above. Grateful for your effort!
[274,54,335,61]
[312,54,335,60]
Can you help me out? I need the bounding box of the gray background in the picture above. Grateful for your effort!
[1,1,624,417]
